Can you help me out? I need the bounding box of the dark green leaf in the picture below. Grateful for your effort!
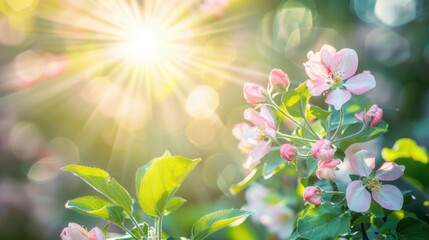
[338,121,388,149]
[397,217,429,240]
[63,165,133,215]
[297,204,351,240]
[192,209,252,240]
[262,151,286,179]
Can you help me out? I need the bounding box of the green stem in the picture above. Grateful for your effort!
[333,123,367,144]
[156,216,163,240]
[322,190,345,195]
[300,99,320,139]
[266,95,319,140]
[326,105,332,140]
[130,215,145,239]
[276,132,316,143]
[330,107,344,141]
[120,223,139,240]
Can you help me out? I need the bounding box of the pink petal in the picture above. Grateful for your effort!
[246,141,271,167]
[375,162,405,181]
[372,185,403,210]
[306,79,331,96]
[346,180,371,212]
[304,60,330,81]
[232,122,251,140]
[349,150,375,177]
[330,48,358,80]
[259,105,276,129]
[355,112,364,122]
[343,71,376,95]
[325,88,351,110]
[320,44,337,70]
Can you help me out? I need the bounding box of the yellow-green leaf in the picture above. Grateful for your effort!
[63,165,133,215]
[164,197,187,215]
[65,196,124,226]
[137,154,200,217]
[192,209,252,240]
[382,138,428,163]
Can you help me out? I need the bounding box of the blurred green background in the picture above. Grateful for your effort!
[0,0,428,239]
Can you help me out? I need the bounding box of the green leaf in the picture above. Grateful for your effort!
[63,165,133,215]
[65,196,124,226]
[397,217,429,240]
[338,121,388,149]
[262,152,286,179]
[229,167,261,194]
[296,157,318,178]
[309,105,331,121]
[164,197,187,215]
[382,138,428,163]
[297,204,351,240]
[137,154,200,217]
[192,209,252,240]
[282,83,311,118]
[132,223,148,239]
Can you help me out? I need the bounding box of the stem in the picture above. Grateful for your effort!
[300,99,320,139]
[120,224,139,240]
[276,132,316,143]
[333,123,367,144]
[130,215,145,238]
[361,223,369,240]
[326,105,332,139]
[322,190,345,195]
[266,95,319,140]
[156,216,163,240]
[330,107,343,141]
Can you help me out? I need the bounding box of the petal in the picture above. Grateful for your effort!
[344,71,376,95]
[375,162,405,181]
[246,141,271,167]
[304,60,330,81]
[355,112,364,122]
[349,150,375,177]
[259,105,276,129]
[320,44,337,70]
[330,48,358,79]
[232,122,251,140]
[325,88,351,110]
[306,79,331,96]
[372,185,403,210]
[346,180,371,212]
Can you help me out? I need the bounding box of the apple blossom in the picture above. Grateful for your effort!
[304,44,376,110]
[355,104,383,127]
[269,69,289,92]
[311,139,335,162]
[61,223,88,240]
[243,82,266,105]
[316,159,341,180]
[346,150,405,212]
[279,143,297,162]
[88,227,104,240]
[303,186,322,205]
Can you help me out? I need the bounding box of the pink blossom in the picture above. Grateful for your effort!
[269,69,289,92]
[61,223,88,240]
[316,159,341,180]
[243,82,267,105]
[280,144,297,162]
[346,150,405,212]
[311,139,335,162]
[304,44,376,110]
[303,186,322,205]
[233,106,276,167]
[88,227,104,240]
[355,104,383,127]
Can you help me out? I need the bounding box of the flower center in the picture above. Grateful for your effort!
[366,178,382,192]
[330,72,344,87]
[256,129,267,141]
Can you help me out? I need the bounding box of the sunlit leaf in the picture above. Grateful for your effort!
[63,165,133,215]
[137,154,200,217]
[382,138,428,163]
[192,209,251,240]
[65,196,124,226]
[309,105,331,121]
[282,83,311,119]
[297,204,351,240]
[262,151,286,179]
[229,167,261,194]
[164,197,187,215]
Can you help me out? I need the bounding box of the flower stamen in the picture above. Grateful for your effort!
[366,178,382,192]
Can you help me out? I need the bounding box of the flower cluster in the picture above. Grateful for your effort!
[234,44,409,239]
[61,223,104,240]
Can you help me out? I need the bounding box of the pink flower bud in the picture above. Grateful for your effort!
[311,139,335,162]
[243,82,266,105]
[280,143,297,161]
[269,69,289,92]
[355,104,383,127]
[61,223,88,240]
[316,159,341,180]
[88,227,105,240]
[303,186,322,205]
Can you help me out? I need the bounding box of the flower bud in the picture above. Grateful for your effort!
[243,82,266,105]
[61,223,88,240]
[355,104,383,127]
[269,69,289,92]
[316,159,341,180]
[311,139,335,162]
[303,186,322,205]
[280,143,297,162]
[88,227,105,240]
